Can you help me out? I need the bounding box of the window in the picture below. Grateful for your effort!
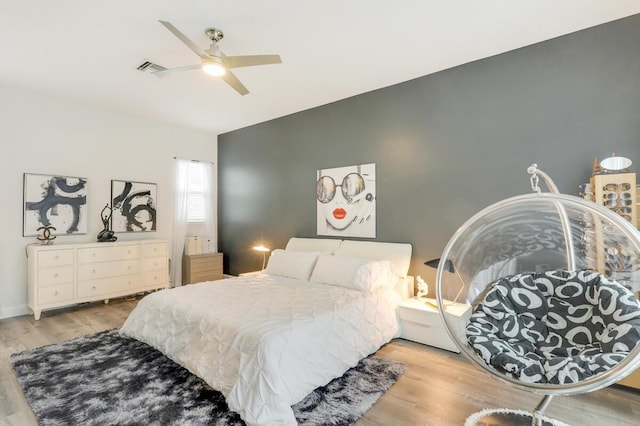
[187,161,205,223]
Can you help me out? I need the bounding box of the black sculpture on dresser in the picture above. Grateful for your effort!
[97,204,117,242]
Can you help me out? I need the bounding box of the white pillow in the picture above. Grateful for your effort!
[264,249,323,280]
[309,254,395,292]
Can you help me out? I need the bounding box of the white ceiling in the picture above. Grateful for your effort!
[1,1,639,135]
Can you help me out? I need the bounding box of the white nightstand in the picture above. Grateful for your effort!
[398,297,471,353]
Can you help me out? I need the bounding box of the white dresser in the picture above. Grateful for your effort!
[27,240,168,320]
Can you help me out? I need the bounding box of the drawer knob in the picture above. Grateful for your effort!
[92,253,96,257]
[54,291,59,296]
[54,255,59,260]
[92,269,96,274]
[92,286,96,290]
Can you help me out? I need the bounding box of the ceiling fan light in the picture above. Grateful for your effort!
[202,60,226,77]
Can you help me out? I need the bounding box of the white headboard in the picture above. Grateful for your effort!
[285,237,342,254]
[335,240,412,278]
[284,237,414,299]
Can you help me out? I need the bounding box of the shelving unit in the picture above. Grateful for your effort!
[591,173,637,226]
[583,173,638,290]
[583,172,640,390]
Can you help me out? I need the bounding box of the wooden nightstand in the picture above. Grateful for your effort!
[398,297,471,353]
[618,369,640,390]
[239,271,263,277]
[182,252,223,284]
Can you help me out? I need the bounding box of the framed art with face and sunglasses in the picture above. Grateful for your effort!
[316,163,376,238]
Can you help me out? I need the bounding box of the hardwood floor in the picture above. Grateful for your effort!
[1,297,639,426]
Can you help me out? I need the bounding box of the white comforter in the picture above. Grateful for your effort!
[119,273,401,425]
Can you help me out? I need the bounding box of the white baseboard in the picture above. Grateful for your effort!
[0,304,29,320]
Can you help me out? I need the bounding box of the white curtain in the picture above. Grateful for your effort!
[171,158,190,287]
[202,161,217,252]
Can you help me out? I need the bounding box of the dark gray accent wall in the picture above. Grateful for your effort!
[218,14,640,277]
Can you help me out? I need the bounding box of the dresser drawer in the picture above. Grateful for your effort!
[77,245,140,264]
[38,249,74,268]
[143,242,167,258]
[77,259,140,280]
[143,270,167,288]
[38,266,74,286]
[189,270,223,283]
[77,274,140,298]
[190,255,223,273]
[143,257,166,272]
[38,283,74,305]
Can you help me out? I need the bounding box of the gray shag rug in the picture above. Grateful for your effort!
[10,329,405,425]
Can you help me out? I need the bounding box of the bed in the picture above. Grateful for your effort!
[119,238,412,425]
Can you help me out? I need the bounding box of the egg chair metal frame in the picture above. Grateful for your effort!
[435,164,640,426]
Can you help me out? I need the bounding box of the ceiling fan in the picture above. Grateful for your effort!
[154,20,282,96]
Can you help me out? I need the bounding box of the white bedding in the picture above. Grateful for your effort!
[119,273,401,425]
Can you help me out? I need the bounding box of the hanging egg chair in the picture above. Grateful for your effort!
[435,164,640,426]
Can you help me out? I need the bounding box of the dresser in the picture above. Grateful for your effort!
[27,240,168,320]
[182,252,223,284]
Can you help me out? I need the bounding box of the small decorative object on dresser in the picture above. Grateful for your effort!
[27,240,168,320]
[182,252,223,284]
[36,226,57,244]
[398,297,471,353]
[96,204,117,242]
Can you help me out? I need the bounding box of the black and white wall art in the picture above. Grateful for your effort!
[111,180,157,232]
[23,173,88,236]
[316,163,376,238]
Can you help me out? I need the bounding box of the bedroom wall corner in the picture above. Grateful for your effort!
[0,83,217,319]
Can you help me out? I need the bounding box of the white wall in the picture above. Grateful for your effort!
[0,83,217,319]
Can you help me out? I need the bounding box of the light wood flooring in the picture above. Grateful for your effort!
[1,296,639,426]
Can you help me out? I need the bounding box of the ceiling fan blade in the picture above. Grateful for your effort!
[152,64,201,76]
[159,20,206,59]
[224,54,282,69]
[221,70,249,96]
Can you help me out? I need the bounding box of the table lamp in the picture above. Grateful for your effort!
[253,245,271,270]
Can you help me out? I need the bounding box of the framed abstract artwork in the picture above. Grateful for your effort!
[23,173,88,236]
[316,163,376,238]
[111,180,157,232]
